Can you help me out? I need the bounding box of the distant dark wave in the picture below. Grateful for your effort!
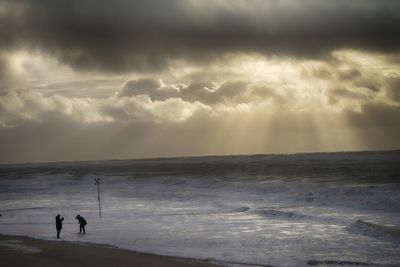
[307,260,388,266]
[0,150,399,184]
[254,209,312,220]
[346,220,400,244]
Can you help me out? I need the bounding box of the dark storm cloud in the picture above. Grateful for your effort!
[1,0,400,72]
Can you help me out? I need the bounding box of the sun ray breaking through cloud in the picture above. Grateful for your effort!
[0,0,399,163]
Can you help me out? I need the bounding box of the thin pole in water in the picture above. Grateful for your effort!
[94,178,102,219]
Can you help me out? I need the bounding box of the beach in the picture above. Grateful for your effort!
[1,151,399,266]
[0,234,218,267]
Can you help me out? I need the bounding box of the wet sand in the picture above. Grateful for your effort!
[0,234,219,267]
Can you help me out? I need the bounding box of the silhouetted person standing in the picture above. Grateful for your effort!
[55,214,64,239]
[75,214,87,234]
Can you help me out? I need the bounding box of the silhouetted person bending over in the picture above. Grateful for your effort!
[75,214,87,234]
[55,214,64,239]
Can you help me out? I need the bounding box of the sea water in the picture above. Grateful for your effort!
[0,151,400,267]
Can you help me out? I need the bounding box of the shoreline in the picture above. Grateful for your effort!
[0,234,220,267]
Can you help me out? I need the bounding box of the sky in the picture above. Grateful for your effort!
[0,0,400,163]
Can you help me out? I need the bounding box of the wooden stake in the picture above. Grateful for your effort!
[94,178,102,219]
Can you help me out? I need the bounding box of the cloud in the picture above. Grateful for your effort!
[1,47,399,163]
[385,75,400,102]
[329,88,369,103]
[1,92,399,164]
[1,0,399,73]
[119,78,181,100]
[298,54,400,108]
[118,78,285,106]
[0,89,210,127]
[0,91,110,126]
[1,77,400,163]
[4,71,397,128]
[0,52,14,86]
[0,78,284,128]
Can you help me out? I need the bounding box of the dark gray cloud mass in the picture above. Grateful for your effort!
[1,0,400,72]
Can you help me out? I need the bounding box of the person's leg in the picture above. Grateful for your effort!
[79,225,82,233]
[57,229,60,238]
[82,225,85,234]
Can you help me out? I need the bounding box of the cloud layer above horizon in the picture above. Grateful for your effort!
[1,0,400,72]
[0,0,399,163]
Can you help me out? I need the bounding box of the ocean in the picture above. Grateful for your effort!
[0,151,400,267]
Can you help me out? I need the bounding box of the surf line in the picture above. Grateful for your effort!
[211,259,280,267]
[0,207,45,212]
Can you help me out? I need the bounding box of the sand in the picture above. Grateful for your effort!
[0,234,220,267]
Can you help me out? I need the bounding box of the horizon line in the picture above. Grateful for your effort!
[1,148,399,167]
